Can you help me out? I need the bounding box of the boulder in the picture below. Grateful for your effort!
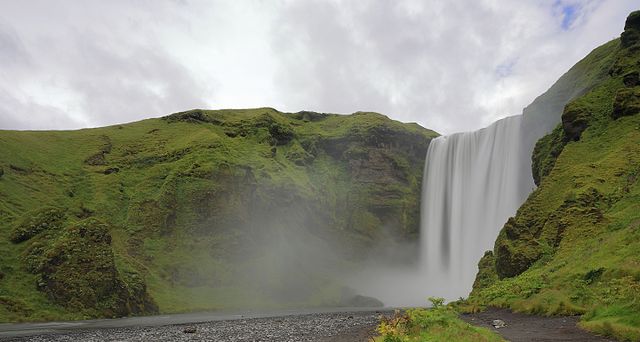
[183,326,197,334]
[492,319,506,328]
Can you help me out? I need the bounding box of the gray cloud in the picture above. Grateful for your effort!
[1,0,639,133]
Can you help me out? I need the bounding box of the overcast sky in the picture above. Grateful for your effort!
[1,1,639,134]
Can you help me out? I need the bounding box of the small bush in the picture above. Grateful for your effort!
[376,303,503,342]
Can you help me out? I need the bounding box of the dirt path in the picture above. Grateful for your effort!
[461,308,615,342]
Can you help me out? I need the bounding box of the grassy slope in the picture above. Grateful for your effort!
[470,12,640,341]
[0,108,437,322]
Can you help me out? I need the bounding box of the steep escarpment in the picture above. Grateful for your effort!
[0,108,437,322]
[470,11,640,341]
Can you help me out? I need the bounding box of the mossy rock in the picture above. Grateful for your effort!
[623,71,640,87]
[289,111,329,122]
[531,125,567,186]
[162,109,221,124]
[285,142,314,166]
[562,101,592,141]
[9,207,67,243]
[268,122,294,145]
[494,237,542,279]
[25,218,157,317]
[612,87,640,119]
[621,10,640,48]
[471,251,499,295]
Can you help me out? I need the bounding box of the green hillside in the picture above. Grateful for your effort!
[470,11,640,341]
[0,108,437,322]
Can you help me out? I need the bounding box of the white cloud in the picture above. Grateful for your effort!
[0,0,638,134]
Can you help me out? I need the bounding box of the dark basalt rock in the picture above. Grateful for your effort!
[612,87,640,119]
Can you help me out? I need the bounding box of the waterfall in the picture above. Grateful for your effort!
[351,53,594,305]
[420,115,534,300]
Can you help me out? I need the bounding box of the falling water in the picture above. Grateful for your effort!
[420,115,534,300]
[352,55,594,305]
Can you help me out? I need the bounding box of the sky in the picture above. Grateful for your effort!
[0,1,639,135]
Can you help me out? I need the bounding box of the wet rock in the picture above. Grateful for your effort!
[492,319,506,328]
[182,326,197,334]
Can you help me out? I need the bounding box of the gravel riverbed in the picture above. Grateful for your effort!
[2,310,387,342]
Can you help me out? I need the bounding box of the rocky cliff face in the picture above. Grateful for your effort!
[0,108,437,321]
[470,11,640,340]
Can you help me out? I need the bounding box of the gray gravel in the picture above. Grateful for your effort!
[3,311,386,342]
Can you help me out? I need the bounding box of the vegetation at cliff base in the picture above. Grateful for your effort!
[375,298,504,342]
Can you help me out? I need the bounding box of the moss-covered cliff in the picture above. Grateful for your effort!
[470,11,640,341]
[0,108,437,322]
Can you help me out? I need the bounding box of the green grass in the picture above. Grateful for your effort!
[374,299,504,342]
[0,108,437,322]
